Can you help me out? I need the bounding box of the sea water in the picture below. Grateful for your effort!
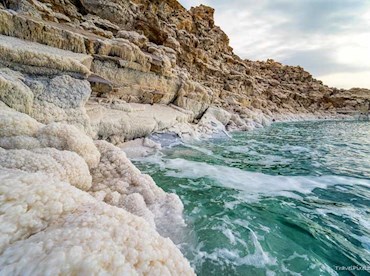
[134,120,370,276]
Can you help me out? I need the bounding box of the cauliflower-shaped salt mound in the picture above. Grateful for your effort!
[122,193,156,227]
[90,140,186,237]
[37,123,100,168]
[0,68,34,114]
[0,104,100,172]
[0,169,194,275]
[0,136,41,150]
[0,148,92,191]
[0,168,94,254]
[0,104,101,170]
[0,102,42,137]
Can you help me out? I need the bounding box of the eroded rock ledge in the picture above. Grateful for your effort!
[0,0,369,274]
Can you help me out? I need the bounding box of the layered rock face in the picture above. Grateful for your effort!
[0,0,369,274]
[2,0,368,136]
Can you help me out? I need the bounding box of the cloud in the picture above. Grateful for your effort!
[280,48,370,76]
[178,0,370,88]
[319,71,370,89]
[262,0,369,34]
[179,0,209,9]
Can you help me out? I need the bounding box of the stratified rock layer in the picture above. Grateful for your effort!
[1,1,367,130]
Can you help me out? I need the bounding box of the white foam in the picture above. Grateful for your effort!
[160,158,370,198]
[227,145,250,153]
[195,245,276,269]
[316,205,370,230]
[212,225,238,245]
[196,227,276,268]
[182,144,213,155]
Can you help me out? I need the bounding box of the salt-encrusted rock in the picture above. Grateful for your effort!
[0,35,92,76]
[116,30,149,48]
[0,65,92,133]
[0,148,92,190]
[0,101,42,137]
[0,168,195,275]
[37,123,101,169]
[1,1,368,122]
[90,140,186,234]
[25,74,92,132]
[90,57,180,103]
[86,101,191,144]
[120,137,161,158]
[0,68,33,114]
[203,107,232,126]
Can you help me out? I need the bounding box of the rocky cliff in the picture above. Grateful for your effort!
[0,0,369,274]
[1,0,369,138]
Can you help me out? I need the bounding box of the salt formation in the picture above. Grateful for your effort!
[36,123,100,168]
[0,169,194,275]
[0,97,187,230]
[0,31,194,274]
[90,140,186,233]
[0,103,194,274]
[0,148,92,190]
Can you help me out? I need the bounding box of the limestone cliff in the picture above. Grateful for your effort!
[0,0,369,274]
[1,0,368,135]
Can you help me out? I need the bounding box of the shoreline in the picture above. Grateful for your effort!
[119,110,357,158]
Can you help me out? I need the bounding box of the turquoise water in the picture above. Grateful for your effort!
[135,120,370,275]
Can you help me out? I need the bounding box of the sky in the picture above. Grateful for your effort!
[178,0,370,89]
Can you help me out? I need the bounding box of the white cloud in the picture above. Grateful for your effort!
[179,0,209,9]
[319,71,370,89]
[334,33,370,69]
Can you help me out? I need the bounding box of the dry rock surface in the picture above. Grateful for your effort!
[0,0,369,275]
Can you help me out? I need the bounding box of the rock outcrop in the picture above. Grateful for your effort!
[0,0,369,274]
[1,0,368,132]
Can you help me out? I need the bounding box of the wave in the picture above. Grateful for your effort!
[142,157,370,199]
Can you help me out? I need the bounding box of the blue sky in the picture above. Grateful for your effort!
[178,0,370,89]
